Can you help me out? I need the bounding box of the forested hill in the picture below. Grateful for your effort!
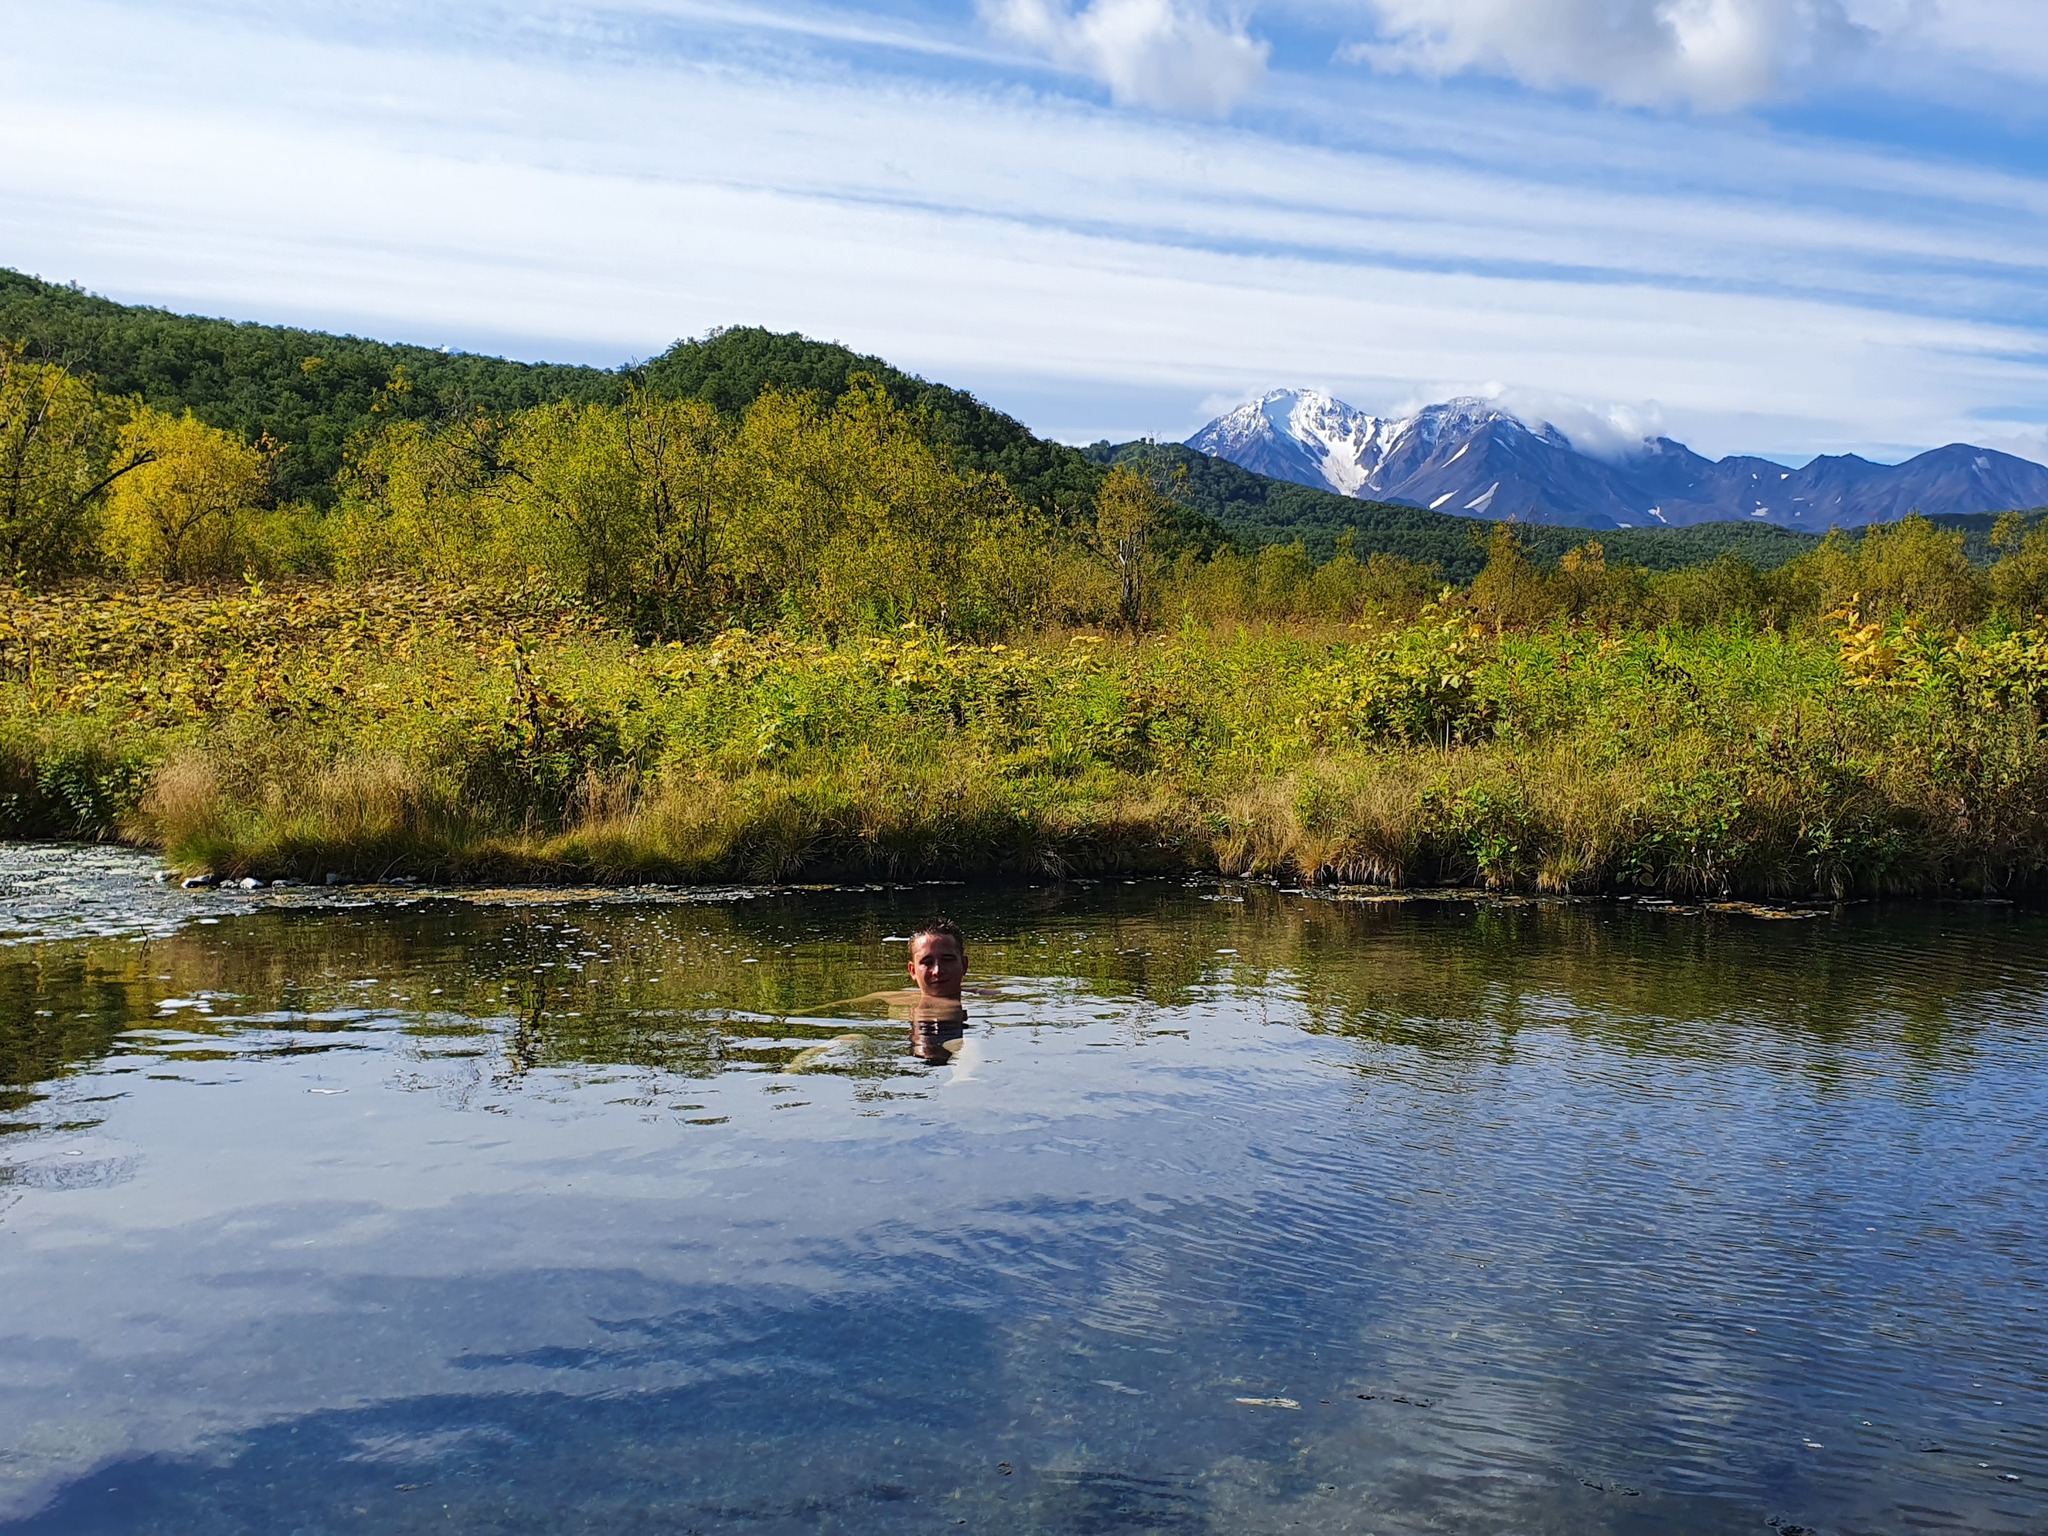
[0,270,1100,513]
[0,271,620,506]
[637,328,1103,516]
[13,268,2027,579]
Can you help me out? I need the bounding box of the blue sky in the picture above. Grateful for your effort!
[3,0,2045,464]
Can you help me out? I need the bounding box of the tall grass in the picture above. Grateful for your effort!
[7,576,2048,896]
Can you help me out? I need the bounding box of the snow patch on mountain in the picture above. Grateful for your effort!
[1189,389,1390,497]
[1188,388,1550,504]
[1186,388,2048,531]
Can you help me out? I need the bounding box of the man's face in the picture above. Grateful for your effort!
[907,934,967,998]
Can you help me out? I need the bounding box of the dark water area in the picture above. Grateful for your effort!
[0,848,2044,1535]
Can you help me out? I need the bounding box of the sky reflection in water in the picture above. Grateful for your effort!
[0,851,2043,1534]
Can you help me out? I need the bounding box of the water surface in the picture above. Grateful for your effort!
[1,850,2043,1533]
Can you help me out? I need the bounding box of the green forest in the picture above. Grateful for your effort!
[8,268,2048,897]
[7,266,2037,591]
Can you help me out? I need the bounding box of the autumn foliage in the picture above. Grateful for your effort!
[8,335,2048,895]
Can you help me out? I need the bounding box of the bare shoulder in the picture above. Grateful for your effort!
[794,987,918,1016]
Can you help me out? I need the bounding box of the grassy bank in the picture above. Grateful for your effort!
[8,575,2048,897]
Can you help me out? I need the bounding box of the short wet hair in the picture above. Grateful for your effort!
[909,917,966,957]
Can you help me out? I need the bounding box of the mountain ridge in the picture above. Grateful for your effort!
[1190,388,2048,531]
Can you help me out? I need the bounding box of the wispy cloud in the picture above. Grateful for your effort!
[0,0,2043,462]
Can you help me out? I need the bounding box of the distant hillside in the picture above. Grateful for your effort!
[640,328,1104,517]
[0,270,620,505]
[1091,441,1824,581]
[0,272,1102,514]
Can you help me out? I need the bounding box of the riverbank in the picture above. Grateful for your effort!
[7,578,2048,897]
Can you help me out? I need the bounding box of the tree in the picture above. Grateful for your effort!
[719,377,1007,635]
[0,341,146,580]
[611,392,728,631]
[1990,518,2048,622]
[1094,464,1170,632]
[334,375,1061,639]
[333,411,505,578]
[1990,510,2026,557]
[101,408,271,579]
[1803,515,1988,629]
[500,391,733,629]
[1465,523,1553,631]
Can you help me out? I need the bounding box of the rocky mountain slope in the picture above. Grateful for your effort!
[1189,389,2048,530]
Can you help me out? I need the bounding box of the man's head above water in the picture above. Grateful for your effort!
[906,918,967,1000]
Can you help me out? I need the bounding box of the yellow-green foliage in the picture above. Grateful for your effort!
[1459,514,2006,636]
[1170,542,1442,625]
[1801,516,1988,628]
[8,578,2048,897]
[335,378,1076,639]
[1646,553,1806,629]
[1092,464,1169,631]
[500,390,725,620]
[1989,513,2048,622]
[9,338,2048,898]
[329,413,501,581]
[0,341,139,580]
[100,408,272,579]
[11,327,2041,650]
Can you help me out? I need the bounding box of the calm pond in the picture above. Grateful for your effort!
[1,846,2043,1534]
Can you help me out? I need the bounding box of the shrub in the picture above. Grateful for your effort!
[0,341,139,581]
[1800,516,1988,629]
[101,408,272,579]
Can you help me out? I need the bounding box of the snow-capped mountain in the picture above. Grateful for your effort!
[1186,389,1401,497]
[1186,389,2048,530]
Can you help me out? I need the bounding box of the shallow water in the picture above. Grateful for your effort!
[1,848,2044,1535]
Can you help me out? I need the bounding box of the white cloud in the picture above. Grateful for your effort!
[1979,427,2048,469]
[3,0,2046,462]
[1486,388,1672,461]
[1343,0,1888,110]
[1920,0,2048,76]
[984,0,1269,113]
